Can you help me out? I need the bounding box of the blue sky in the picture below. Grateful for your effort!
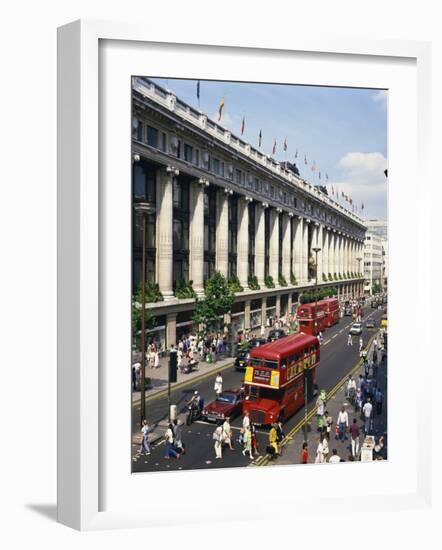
[151,77,388,220]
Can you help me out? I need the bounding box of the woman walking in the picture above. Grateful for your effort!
[138,419,151,455]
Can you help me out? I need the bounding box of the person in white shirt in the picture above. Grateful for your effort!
[336,406,349,441]
[213,423,223,459]
[315,436,324,464]
[240,411,250,445]
[222,419,234,450]
[214,373,223,396]
[362,398,373,434]
[154,350,160,368]
[329,448,341,463]
[138,419,151,455]
[321,434,329,462]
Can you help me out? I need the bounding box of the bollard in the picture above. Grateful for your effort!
[170,404,177,422]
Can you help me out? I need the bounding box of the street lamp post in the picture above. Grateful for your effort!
[139,210,147,423]
[356,257,362,299]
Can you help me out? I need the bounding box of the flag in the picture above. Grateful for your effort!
[361,202,364,210]
[218,97,225,121]
[295,148,298,159]
[258,129,262,148]
[241,115,245,135]
[326,173,329,182]
[342,191,344,198]
[304,154,307,165]
[318,171,321,180]
[312,160,316,172]
[196,80,200,101]
[283,137,287,151]
[272,139,277,155]
[332,185,335,196]
[350,198,353,205]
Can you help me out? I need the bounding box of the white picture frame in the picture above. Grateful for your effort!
[57,19,432,531]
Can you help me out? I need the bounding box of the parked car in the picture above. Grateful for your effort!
[343,306,353,316]
[267,329,286,342]
[365,320,375,329]
[202,388,245,422]
[349,322,363,335]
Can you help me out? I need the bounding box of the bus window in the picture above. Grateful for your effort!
[280,359,287,369]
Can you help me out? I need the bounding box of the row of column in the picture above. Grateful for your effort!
[155,169,364,298]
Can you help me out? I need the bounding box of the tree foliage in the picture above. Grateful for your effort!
[192,272,235,338]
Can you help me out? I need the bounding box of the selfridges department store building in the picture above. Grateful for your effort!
[132,77,367,349]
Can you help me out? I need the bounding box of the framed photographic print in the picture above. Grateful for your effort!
[58,19,432,530]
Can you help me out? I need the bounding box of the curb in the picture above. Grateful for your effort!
[254,332,378,466]
[132,358,236,405]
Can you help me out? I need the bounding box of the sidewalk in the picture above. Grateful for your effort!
[261,330,387,466]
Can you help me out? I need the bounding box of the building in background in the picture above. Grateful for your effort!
[364,220,388,295]
[132,77,367,349]
[363,232,386,295]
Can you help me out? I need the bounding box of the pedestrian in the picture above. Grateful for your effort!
[316,392,325,432]
[373,435,385,459]
[314,436,324,464]
[373,337,378,352]
[149,349,155,369]
[138,419,151,455]
[213,422,223,459]
[222,418,234,451]
[164,423,180,459]
[276,421,286,453]
[242,426,253,459]
[268,423,279,456]
[336,405,349,441]
[355,388,363,412]
[173,419,185,454]
[375,387,383,415]
[214,372,223,397]
[260,324,266,337]
[251,424,260,457]
[154,350,160,369]
[347,333,353,346]
[324,411,333,439]
[347,375,356,404]
[359,337,364,352]
[300,442,309,464]
[132,365,137,392]
[318,331,323,345]
[349,418,360,458]
[362,397,373,434]
[321,433,329,462]
[329,448,341,464]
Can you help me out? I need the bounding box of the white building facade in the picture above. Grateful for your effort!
[363,232,385,295]
[132,78,366,348]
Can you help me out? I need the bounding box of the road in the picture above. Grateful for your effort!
[132,305,386,473]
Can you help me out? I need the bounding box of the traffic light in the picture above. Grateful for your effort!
[169,350,178,383]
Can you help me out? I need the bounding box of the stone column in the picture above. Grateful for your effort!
[338,233,344,276]
[323,228,329,280]
[315,223,323,282]
[254,203,266,287]
[293,216,303,284]
[282,213,291,283]
[215,189,229,278]
[303,219,310,284]
[166,313,177,348]
[237,196,249,289]
[287,292,292,314]
[261,296,267,327]
[244,299,251,331]
[329,231,335,279]
[269,208,279,285]
[189,180,206,295]
[156,168,174,299]
[276,294,281,318]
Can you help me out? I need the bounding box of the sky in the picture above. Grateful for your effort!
[150,77,388,220]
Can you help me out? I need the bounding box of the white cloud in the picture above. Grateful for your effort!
[371,90,388,107]
[331,151,388,218]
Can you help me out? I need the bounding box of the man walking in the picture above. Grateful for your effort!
[213,422,223,459]
[347,333,353,346]
[214,372,223,397]
[138,419,151,455]
[349,418,360,458]
[173,419,185,454]
[375,387,383,415]
[362,397,373,434]
[336,405,349,441]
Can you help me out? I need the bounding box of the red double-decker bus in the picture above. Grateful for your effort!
[242,333,320,425]
[296,297,340,335]
[320,297,340,327]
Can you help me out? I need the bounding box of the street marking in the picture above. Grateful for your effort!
[133,359,236,405]
[332,334,338,339]
[256,331,379,467]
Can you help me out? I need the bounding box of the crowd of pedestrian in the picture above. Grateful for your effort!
[301,333,386,464]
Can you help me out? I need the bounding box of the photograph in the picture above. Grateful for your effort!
[131,76,388,473]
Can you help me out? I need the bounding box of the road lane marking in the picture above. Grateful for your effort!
[256,331,379,467]
[332,334,338,339]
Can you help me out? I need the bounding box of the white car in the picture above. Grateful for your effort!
[349,322,362,335]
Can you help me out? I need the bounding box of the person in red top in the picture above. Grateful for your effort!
[300,442,309,464]
[349,418,361,458]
